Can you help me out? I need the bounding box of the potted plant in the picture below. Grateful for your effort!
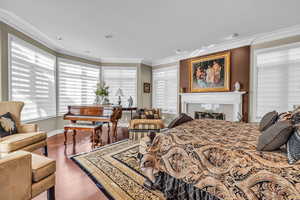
[94,82,109,104]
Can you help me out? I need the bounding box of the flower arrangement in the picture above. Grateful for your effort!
[95,82,109,97]
[94,82,109,104]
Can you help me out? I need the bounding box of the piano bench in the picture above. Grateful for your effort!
[64,123,103,148]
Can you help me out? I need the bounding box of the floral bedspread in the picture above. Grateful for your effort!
[142,119,300,200]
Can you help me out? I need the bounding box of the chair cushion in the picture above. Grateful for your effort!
[31,153,56,182]
[0,112,18,138]
[0,132,47,153]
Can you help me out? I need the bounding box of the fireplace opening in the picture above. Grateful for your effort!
[194,111,225,120]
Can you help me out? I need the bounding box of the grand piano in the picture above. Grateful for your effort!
[63,105,122,147]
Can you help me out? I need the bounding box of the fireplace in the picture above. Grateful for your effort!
[180,92,246,122]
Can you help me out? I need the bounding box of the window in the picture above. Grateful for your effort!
[152,66,178,114]
[8,35,56,121]
[252,42,300,121]
[102,67,137,106]
[58,59,100,114]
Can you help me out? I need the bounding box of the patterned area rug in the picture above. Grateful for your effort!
[71,140,164,200]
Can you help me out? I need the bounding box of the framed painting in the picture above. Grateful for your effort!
[190,51,230,92]
[143,82,151,93]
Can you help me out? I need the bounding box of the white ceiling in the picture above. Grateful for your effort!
[1,0,300,63]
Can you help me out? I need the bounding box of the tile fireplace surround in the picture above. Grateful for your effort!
[180,92,246,121]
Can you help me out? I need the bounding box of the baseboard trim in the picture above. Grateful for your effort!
[47,129,63,137]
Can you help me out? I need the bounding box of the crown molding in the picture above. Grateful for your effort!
[0,9,61,51]
[1,8,300,67]
[252,24,300,45]
[56,49,101,63]
[0,9,147,65]
[151,24,300,66]
[100,57,143,64]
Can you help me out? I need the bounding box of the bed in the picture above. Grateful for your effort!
[140,119,300,200]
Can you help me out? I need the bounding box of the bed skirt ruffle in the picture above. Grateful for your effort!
[153,172,221,200]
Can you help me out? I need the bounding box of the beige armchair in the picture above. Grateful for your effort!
[0,150,56,200]
[0,101,48,156]
[129,108,165,141]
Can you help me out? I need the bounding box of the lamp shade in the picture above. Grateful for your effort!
[115,88,124,96]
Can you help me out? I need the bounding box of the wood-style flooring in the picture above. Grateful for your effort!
[34,126,129,200]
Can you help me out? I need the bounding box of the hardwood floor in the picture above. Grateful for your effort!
[34,126,129,200]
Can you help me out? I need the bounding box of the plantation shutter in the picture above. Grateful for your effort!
[9,35,56,121]
[254,43,300,121]
[58,59,100,114]
[152,66,178,114]
[102,67,137,106]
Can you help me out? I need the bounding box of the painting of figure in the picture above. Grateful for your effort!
[190,52,230,92]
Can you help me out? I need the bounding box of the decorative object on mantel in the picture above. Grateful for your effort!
[234,81,240,92]
[127,96,133,107]
[115,88,124,105]
[190,51,230,92]
[143,82,151,93]
[94,82,109,104]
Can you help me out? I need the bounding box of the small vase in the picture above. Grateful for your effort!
[94,95,103,104]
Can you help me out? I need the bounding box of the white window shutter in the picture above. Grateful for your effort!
[9,35,56,121]
[102,66,137,106]
[152,66,178,114]
[254,43,300,120]
[58,59,100,114]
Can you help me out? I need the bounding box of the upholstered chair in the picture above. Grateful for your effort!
[129,108,165,141]
[0,101,48,156]
[0,150,56,200]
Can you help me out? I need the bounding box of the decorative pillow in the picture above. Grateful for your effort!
[168,113,193,129]
[0,112,18,138]
[278,111,292,122]
[257,121,293,151]
[291,112,300,125]
[287,128,300,164]
[135,109,160,119]
[291,107,300,125]
[259,111,278,132]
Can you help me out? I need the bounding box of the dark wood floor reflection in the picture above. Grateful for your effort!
[34,126,129,200]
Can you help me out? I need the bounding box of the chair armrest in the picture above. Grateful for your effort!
[0,151,32,200]
[17,123,38,133]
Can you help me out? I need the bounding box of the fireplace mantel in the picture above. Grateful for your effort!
[180,92,246,121]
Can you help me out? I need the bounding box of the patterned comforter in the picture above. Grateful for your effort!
[142,119,300,200]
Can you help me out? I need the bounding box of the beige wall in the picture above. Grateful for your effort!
[138,64,152,108]
[0,21,152,133]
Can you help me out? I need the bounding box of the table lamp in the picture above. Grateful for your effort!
[115,88,124,105]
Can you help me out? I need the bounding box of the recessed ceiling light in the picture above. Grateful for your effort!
[104,34,113,39]
[224,33,239,40]
[56,36,63,41]
[175,49,182,54]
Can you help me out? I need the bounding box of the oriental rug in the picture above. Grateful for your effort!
[71,140,164,200]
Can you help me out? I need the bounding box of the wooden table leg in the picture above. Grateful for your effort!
[72,129,76,145]
[107,123,111,144]
[99,126,103,146]
[92,129,96,149]
[64,129,68,145]
[113,122,117,138]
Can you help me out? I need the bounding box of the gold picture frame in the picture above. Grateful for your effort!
[190,51,230,92]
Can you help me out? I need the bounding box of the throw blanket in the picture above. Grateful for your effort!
[141,119,300,200]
